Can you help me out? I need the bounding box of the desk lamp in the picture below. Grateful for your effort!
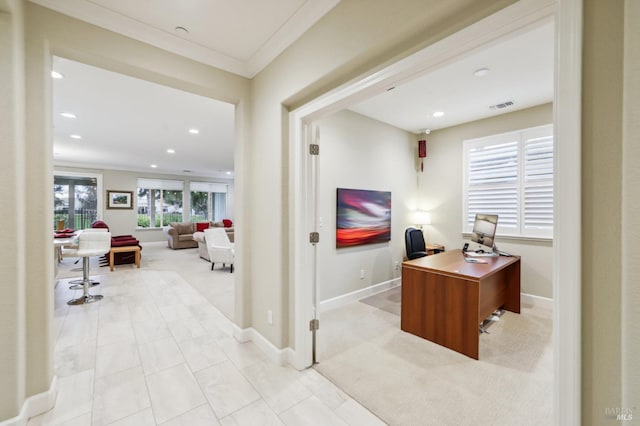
[414,210,431,242]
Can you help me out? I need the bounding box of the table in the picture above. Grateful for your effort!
[109,246,141,271]
[425,244,445,255]
[401,249,520,359]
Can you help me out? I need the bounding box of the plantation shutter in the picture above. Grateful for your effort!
[466,140,519,234]
[463,124,553,239]
[523,131,554,235]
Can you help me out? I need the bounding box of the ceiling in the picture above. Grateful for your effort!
[31,0,341,78]
[47,3,553,180]
[52,56,236,179]
[349,20,554,133]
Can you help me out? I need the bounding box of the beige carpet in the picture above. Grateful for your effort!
[55,242,235,320]
[315,289,553,426]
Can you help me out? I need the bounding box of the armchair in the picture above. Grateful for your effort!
[204,228,235,273]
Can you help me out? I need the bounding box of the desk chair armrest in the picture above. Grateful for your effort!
[408,251,428,260]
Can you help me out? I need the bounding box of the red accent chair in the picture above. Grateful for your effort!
[91,220,142,265]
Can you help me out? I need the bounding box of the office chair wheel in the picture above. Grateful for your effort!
[67,294,103,305]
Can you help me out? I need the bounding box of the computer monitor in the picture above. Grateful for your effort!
[471,213,498,250]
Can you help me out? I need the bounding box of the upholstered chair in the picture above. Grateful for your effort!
[204,228,235,273]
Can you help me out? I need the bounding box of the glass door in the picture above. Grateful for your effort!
[54,175,98,230]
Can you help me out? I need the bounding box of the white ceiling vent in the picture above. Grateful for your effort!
[489,101,515,110]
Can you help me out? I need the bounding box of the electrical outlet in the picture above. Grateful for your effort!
[267,310,273,325]
[394,261,400,271]
[360,269,365,279]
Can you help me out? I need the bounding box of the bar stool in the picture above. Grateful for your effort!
[67,229,107,289]
[66,230,111,305]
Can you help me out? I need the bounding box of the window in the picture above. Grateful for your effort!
[137,179,183,228]
[463,124,553,239]
[54,175,98,230]
[190,181,227,222]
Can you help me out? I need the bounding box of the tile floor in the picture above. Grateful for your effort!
[33,250,384,426]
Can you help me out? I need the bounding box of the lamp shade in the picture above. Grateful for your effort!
[414,210,431,226]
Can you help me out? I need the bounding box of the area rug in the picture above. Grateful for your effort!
[359,286,401,316]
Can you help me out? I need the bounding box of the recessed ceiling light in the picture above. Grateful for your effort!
[60,112,76,119]
[51,71,64,79]
[226,171,232,175]
[150,164,158,168]
[166,148,175,154]
[70,134,82,139]
[433,111,445,118]
[473,67,490,77]
[175,26,189,35]
[188,128,199,134]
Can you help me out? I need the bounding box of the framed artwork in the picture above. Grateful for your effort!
[106,190,133,209]
[336,188,391,248]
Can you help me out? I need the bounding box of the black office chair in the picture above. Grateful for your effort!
[405,227,428,260]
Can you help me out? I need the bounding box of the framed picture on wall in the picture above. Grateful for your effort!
[106,190,133,209]
[336,188,391,248]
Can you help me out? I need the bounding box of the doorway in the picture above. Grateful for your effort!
[291,0,582,422]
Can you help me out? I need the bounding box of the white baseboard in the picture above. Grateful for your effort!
[232,324,289,367]
[318,278,401,313]
[521,292,554,311]
[0,376,58,426]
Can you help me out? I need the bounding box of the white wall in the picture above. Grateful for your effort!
[55,165,234,242]
[316,110,416,301]
[419,103,553,298]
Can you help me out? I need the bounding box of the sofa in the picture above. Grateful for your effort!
[164,221,234,250]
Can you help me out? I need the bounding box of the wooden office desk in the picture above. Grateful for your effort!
[401,250,520,359]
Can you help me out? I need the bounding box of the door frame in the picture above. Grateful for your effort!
[289,0,582,423]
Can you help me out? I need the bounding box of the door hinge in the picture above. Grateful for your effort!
[309,144,319,155]
[309,232,319,244]
[309,319,320,331]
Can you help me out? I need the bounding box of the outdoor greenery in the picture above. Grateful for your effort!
[136,188,183,227]
[54,180,97,230]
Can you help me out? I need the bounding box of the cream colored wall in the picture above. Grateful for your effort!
[251,0,516,350]
[622,0,640,415]
[582,0,640,423]
[419,104,554,298]
[0,0,26,420]
[582,0,623,423]
[316,110,416,302]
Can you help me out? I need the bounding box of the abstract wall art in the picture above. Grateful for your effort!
[336,188,391,248]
